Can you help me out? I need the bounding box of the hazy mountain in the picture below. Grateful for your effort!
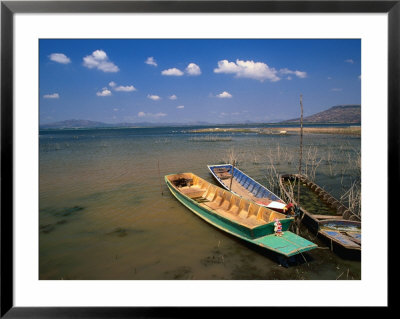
[39,119,113,129]
[39,119,212,129]
[40,105,361,129]
[283,105,361,124]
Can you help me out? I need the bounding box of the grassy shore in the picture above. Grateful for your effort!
[191,128,258,133]
[260,127,361,136]
[190,126,361,136]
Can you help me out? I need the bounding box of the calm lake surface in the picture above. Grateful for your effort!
[39,125,361,280]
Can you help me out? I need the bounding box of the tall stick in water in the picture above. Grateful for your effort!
[296,94,304,234]
[158,160,163,196]
[229,160,236,190]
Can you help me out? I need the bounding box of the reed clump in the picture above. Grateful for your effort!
[223,147,242,166]
[220,141,361,218]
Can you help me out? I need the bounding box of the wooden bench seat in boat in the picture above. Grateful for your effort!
[179,186,207,199]
[168,173,288,229]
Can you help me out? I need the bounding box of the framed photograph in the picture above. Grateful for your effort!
[1,0,395,316]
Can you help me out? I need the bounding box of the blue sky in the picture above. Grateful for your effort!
[39,39,361,124]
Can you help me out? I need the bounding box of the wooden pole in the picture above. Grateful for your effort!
[298,94,304,206]
[229,160,236,190]
[158,160,163,196]
[296,94,304,234]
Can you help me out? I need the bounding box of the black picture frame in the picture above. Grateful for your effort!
[1,1,395,317]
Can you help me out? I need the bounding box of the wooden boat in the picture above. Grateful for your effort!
[207,164,287,213]
[279,174,361,252]
[165,172,317,258]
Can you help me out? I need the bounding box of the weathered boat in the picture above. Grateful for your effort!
[207,164,287,213]
[165,172,317,258]
[279,174,361,252]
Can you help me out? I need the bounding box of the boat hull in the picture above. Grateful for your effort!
[165,173,317,257]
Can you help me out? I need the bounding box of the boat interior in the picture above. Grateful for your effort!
[167,173,287,228]
[210,165,284,206]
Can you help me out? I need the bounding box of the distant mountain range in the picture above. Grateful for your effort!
[39,119,212,129]
[283,104,361,124]
[39,104,361,129]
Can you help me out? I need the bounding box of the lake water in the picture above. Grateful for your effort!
[39,126,361,280]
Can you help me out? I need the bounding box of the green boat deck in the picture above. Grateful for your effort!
[254,231,317,256]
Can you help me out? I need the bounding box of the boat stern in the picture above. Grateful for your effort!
[253,231,318,257]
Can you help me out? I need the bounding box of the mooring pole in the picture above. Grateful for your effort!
[229,160,236,191]
[158,160,163,196]
[296,94,304,234]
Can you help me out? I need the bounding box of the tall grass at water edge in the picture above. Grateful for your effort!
[221,142,361,218]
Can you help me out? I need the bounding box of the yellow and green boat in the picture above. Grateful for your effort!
[165,173,317,258]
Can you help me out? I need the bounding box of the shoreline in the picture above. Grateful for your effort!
[190,126,361,136]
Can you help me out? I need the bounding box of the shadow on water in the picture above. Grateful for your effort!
[40,205,85,218]
[315,235,361,261]
[234,235,315,268]
[39,206,85,234]
[191,216,314,269]
[40,219,68,234]
[105,227,146,238]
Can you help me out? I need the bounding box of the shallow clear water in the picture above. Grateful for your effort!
[39,126,361,280]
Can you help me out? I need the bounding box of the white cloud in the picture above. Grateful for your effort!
[217,91,233,98]
[147,94,161,101]
[214,59,280,82]
[108,81,136,92]
[279,68,307,79]
[161,68,184,76]
[114,85,136,92]
[43,93,59,99]
[176,105,184,109]
[96,88,112,96]
[331,88,343,92]
[49,53,71,64]
[186,63,201,76]
[145,57,157,67]
[295,71,306,78]
[345,59,354,64]
[113,108,119,112]
[83,50,119,73]
[138,111,167,118]
[169,94,177,100]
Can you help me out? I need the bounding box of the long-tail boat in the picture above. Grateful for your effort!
[207,164,287,213]
[165,172,317,258]
[279,174,361,252]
